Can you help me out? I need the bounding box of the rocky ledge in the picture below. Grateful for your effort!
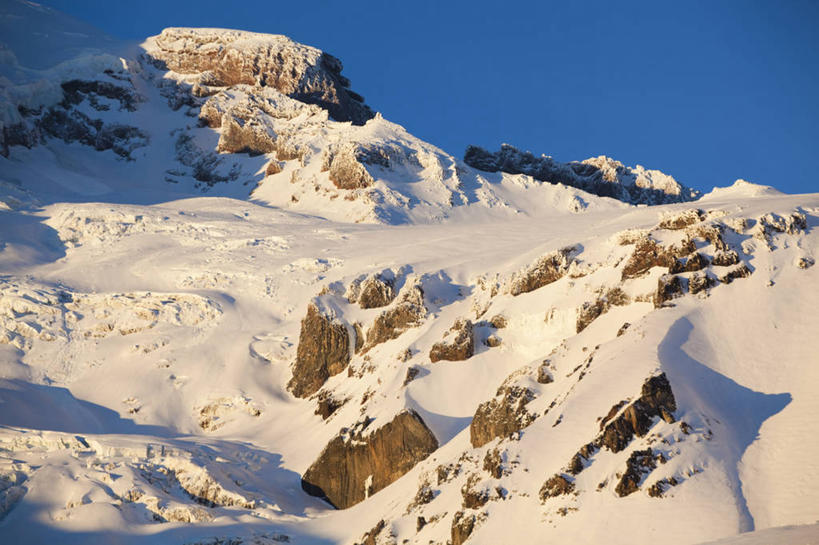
[302,410,439,509]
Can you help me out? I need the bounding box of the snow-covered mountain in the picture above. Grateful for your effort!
[1,2,818,545]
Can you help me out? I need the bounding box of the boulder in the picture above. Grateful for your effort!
[429,319,474,362]
[315,391,346,420]
[647,476,680,498]
[301,410,438,509]
[288,304,353,398]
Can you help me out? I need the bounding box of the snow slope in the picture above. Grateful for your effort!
[1,2,819,545]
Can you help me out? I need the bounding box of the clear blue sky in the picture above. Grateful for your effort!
[41,0,819,194]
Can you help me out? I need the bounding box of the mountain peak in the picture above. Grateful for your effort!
[143,27,374,125]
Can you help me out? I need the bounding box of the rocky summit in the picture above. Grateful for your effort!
[1,2,818,545]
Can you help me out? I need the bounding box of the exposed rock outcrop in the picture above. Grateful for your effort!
[509,246,577,296]
[576,287,630,333]
[615,448,660,497]
[712,250,740,267]
[315,391,346,420]
[689,272,717,295]
[355,519,386,545]
[753,212,807,246]
[464,144,699,205]
[654,274,685,308]
[348,273,396,309]
[364,284,425,351]
[621,237,695,280]
[647,476,680,497]
[145,28,373,124]
[669,252,709,274]
[658,209,705,230]
[429,319,474,362]
[451,511,477,545]
[461,474,490,509]
[470,386,536,448]
[289,304,353,398]
[301,410,438,509]
[326,145,375,190]
[539,474,575,500]
[598,373,676,453]
[719,264,752,284]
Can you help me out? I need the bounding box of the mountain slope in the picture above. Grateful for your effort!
[1,3,818,545]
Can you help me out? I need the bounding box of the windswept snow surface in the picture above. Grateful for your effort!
[2,2,819,544]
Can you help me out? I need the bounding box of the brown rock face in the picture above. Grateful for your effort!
[470,386,535,448]
[217,113,277,155]
[301,410,438,509]
[539,474,575,500]
[461,474,490,509]
[451,511,477,545]
[355,520,386,545]
[719,263,752,284]
[536,363,554,384]
[364,285,425,351]
[429,319,474,363]
[575,287,630,333]
[712,250,740,267]
[615,448,659,497]
[315,391,346,420]
[288,304,352,398]
[598,374,676,453]
[567,443,597,475]
[328,147,374,190]
[654,274,685,308]
[147,28,374,124]
[483,449,503,479]
[658,209,705,230]
[265,160,283,176]
[669,252,709,274]
[354,275,396,309]
[621,237,696,280]
[509,247,576,296]
[647,476,680,498]
[689,272,717,295]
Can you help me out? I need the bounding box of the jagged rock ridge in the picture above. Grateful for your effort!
[464,143,700,205]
